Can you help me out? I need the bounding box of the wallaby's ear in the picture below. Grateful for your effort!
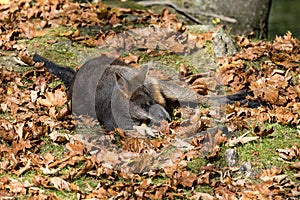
[138,64,149,81]
[115,72,130,97]
[115,64,149,97]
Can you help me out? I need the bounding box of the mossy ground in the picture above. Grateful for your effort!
[1,15,299,198]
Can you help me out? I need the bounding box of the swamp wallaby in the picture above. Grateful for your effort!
[33,54,256,131]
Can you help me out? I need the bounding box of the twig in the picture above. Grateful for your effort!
[138,1,237,24]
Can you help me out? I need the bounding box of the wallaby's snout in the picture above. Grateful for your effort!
[148,104,171,125]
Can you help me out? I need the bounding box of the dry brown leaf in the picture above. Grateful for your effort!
[19,23,46,39]
[8,180,27,195]
[50,177,71,191]
[179,63,189,77]
[276,143,299,160]
[18,50,35,65]
[16,158,31,176]
[66,140,85,156]
[289,162,300,170]
[49,130,71,142]
[253,126,274,138]
[37,89,67,108]
[121,53,139,65]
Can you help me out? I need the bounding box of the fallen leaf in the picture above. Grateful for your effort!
[50,177,71,191]
[276,143,299,160]
[37,89,67,108]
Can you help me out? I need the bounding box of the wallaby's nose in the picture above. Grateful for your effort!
[148,104,171,126]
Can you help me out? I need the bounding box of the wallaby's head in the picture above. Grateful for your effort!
[112,64,170,127]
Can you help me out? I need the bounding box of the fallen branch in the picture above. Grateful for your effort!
[138,0,237,24]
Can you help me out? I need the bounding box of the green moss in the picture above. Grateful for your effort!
[44,189,77,200]
[47,79,64,89]
[73,176,99,193]
[186,157,208,173]
[40,137,67,159]
[233,123,299,179]
[194,185,214,195]
[151,173,171,185]
[18,27,89,68]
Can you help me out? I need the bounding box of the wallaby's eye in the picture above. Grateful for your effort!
[141,103,148,109]
[141,99,155,109]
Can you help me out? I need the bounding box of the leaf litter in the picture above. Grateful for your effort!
[0,0,300,199]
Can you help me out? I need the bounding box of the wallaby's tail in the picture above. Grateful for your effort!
[33,53,76,88]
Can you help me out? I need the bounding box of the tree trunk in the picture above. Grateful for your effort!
[139,0,272,39]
